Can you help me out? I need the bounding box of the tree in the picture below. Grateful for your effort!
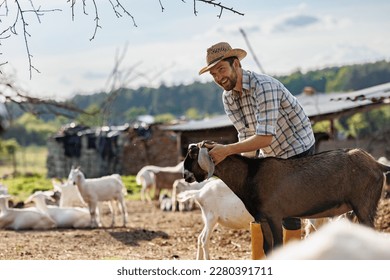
[0,1,244,128]
[0,1,243,79]
[0,138,20,175]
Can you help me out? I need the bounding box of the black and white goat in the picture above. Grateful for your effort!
[183,141,390,255]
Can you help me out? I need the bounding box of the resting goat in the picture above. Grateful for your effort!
[25,191,91,229]
[183,141,390,255]
[51,178,87,208]
[0,195,56,230]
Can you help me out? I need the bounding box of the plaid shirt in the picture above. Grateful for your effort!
[222,69,315,158]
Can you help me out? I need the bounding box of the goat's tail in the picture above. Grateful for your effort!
[111,174,127,196]
[177,190,199,203]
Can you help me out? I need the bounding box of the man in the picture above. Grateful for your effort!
[199,42,316,250]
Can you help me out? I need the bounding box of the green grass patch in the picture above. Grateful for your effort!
[1,145,141,201]
[2,174,140,202]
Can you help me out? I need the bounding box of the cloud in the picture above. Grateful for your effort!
[273,14,319,32]
[311,44,386,68]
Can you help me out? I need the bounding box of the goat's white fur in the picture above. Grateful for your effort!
[268,220,390,259]
[68,167,128,228]
[171,179,211,212]
[136,168,156,202]
[26,191,91,229]
[198,147,214,179]
[177,179,253,260]
[52,178,87,208]
[0,195,56,230]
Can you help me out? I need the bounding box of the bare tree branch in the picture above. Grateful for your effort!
[0,0,244,117]
[88,0,101,41]
[1,1,61,79]
[109,0,137,27]
[1,1,243,78]
[0,74,95,120]
[193,0,244,17]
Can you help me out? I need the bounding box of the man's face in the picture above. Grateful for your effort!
[209,60,237,91]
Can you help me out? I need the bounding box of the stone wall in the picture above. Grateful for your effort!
[46,124,179,178]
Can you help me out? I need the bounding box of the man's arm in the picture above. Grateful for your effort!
[207,134,273,165]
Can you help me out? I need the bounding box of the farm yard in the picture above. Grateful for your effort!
[1,197,390,260]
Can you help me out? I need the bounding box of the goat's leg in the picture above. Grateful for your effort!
[145,185,153,203]
[198,213,217,260]
[197,226,207,260]
[351,182,382,228]
[267,219,283,250]
[260,221,273,255]
[89,201,99,228]
[140,187,146,202]
[118,197,128,227]
[108,201,115,227]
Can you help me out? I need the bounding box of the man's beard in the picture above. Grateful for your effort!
[217,73,237,91]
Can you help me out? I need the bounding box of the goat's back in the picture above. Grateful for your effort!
[154,171,182,189]
[249,148,388,220]
[82,176,125,200]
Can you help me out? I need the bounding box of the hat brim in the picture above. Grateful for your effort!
[199,49,247,75]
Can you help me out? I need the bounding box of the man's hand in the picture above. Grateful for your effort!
[207,143,230,166]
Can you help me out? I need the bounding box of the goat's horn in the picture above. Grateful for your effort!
[198,147,215,179]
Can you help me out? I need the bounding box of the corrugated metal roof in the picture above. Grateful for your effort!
[163,114,232,131]
[164,82,390,132]
[297,82,390,118]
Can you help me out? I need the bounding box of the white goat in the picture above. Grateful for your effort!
[177,179,253,260]
[172,179,211,212]
[268,219,390,259]
[51,178,87,208]
[136,162,183,202]
[68,167,128,228]
[136,168,156,202]
[25,191,91,229]
[0,195,56,230]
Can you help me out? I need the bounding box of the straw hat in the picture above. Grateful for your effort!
[199,42,247,75]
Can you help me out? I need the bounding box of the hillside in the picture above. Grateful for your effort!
[4,60,390,126]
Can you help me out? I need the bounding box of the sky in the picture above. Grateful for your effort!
[1,0,390,101]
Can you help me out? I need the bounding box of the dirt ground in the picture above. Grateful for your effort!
[1,198,389,260]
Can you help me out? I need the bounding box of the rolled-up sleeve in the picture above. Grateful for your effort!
[253,81,278,136]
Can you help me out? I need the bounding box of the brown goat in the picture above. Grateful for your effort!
[183,141,390,255]
[153,171,183,200]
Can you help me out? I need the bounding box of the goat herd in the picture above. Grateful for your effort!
[1,144,390,260]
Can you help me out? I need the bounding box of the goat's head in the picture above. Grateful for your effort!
[67,166,82,186]
[183,140,215,183]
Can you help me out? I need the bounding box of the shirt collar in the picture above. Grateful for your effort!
[242,69,250,91]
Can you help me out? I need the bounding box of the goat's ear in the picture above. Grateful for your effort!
[201,140,216,150]
[198,147,215,179]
